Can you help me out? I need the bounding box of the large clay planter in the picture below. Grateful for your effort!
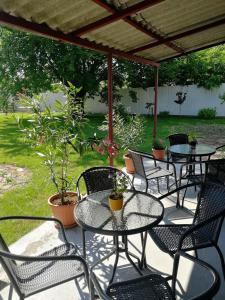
[152,149,165,160]
[109,195,123,211]
[123,153,135,174]
[48,191,77,228]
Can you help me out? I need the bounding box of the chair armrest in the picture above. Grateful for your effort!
[157,182,201,201]
[216,144,225,150]
[172,251,220,300]
[0,216,68,243]
[178,210,225,251]
[76,173,85,201]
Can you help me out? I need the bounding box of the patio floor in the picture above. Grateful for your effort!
[0,167,225,300]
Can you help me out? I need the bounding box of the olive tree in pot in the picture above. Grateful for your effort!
[99,111,144,173]
[18,83,88,228]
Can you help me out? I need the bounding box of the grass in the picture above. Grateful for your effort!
[0,113,225,244]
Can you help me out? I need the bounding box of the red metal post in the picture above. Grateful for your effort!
[153,67,159,139]
[108,53,113,166]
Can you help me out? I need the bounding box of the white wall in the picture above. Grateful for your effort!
[84,84,225,116]
[19,84,225,116]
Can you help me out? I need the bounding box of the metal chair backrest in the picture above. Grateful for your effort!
[193,182,225,243]
[128,149,146,178]
[77,166,134,196]
[205,159,225,185]
[168,133,188,146]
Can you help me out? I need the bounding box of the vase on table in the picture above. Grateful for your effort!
[109,194,123,211]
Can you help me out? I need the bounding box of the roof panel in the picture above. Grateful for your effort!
[84,20,154,51]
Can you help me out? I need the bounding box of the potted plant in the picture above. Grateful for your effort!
[108,171,129,211]
[188,133,198,149]
[18,83,89,228]
[98,112,144,173]
[152,138,166,159]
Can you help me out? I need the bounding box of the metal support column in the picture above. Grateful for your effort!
[108,52,113,166]
[153,67,159,138]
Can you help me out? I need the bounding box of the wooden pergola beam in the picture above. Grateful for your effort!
[92,0,184,54]
[73,0,163,37]
[129,17,225,54]
[0,12,159,67]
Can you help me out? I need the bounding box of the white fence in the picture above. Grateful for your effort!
[84,84,225,116]
[19,84,225,116]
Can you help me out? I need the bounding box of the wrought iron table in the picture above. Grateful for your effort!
[75,189,164,283]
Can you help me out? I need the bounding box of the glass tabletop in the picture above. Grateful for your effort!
[75,189,164,236]
[169,144,216,157]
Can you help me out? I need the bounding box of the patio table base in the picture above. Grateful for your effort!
[92,235,142,284]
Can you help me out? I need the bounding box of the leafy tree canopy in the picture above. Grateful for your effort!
[0,26,225,110]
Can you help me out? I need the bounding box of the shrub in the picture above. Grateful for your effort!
[152,138,165,150]
[158,111,170,118]
[198,107,216,119]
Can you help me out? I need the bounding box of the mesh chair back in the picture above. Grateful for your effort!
[81,167,132,195]
[194,183,225,242]
[168,134,188,146]
[205,159,225,185]
[128,150,146,177]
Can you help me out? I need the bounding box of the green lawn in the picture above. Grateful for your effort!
[0,113,225,244]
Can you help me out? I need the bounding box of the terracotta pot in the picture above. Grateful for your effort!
[48,191,77,228]
[109,195,123,211]
[152,149,165,160]
[123,153,135,174]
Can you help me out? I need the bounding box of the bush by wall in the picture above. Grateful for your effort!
[158,111,170,118]
[198,107,217,119]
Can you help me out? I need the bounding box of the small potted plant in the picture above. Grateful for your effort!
[18,83,89,228]
[98,112,144,173]
[152,138,166,159]
[188,133,198,149]
[108,171,129,211]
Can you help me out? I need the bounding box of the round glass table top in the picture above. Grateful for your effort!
[75,189,164,236]
[169,144,216,157]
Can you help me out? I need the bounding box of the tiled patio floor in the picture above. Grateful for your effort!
[0,168,225,299]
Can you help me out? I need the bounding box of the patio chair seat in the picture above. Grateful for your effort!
[145,166,173,179]
[106,274,174,300]
[13,243,83,296]
[150,225,211,254]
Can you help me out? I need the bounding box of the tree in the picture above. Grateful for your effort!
[0,26,225,111]
[0,26,130,109]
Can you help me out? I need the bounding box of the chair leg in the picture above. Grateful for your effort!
[194,248,198,259]
[82,229,86,259]
[145,180,149,193]
[89,276,95,300]
[215,244,225,280]
[157,178,160,193]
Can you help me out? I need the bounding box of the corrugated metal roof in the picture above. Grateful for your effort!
[0,0,225,64]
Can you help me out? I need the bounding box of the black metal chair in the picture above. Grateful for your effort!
[90,251,220,300]
[148,182,225,279]
[128,149,179,206]
[167,133,189,163]
[0,216,89,300]
[76,166,135,258]
[205,158,225,184]
[76,166,134,199]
